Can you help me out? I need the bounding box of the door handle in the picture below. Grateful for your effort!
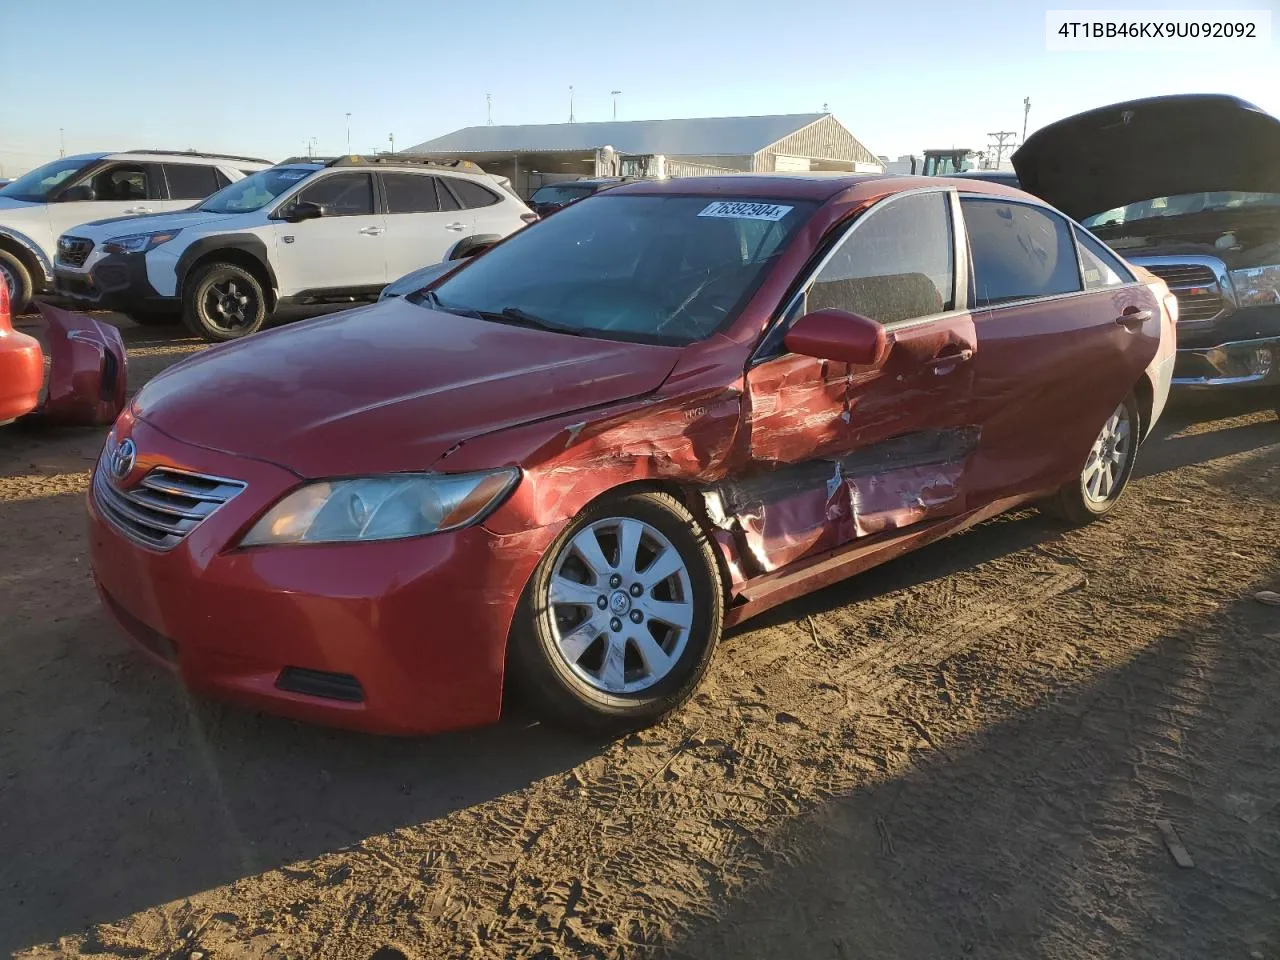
[1116,307,1151,329]
[445,222,466,232]
[925,347,974,369]
[359,226,384,236]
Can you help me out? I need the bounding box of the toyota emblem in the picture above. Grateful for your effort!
[109,437,137,481]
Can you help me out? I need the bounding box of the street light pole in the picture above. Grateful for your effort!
[1022,97,1031,143]
[346,112,352,154]
[611,90,621,121]
[59,128,65,158]
[388,133,395,154]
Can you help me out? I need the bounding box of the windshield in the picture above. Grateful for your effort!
[531,184,596,204]
[0,156,93,202]
[1084,192,1280,228]
[426,194,814,345]
[199,166,316,214]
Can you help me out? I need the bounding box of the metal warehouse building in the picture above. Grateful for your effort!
[405,113,883,198]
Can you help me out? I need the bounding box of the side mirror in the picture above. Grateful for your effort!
[284,200,326,223]
[57,184,94,202]
[783,308,889,367]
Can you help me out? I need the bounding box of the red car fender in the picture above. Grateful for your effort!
[0,320,43,425]
[35,302,128,426]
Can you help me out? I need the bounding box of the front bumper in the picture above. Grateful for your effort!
[1173,305,1280,389]
[53,252,177,315]
[87,416,558,735]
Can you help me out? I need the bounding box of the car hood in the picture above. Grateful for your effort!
[1013,94,1280,221]
[133,297,682,478]
[72,208,234,237]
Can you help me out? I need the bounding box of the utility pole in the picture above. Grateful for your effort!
[1022,97,1032,143]
[388,133,395,154]
[59,128,65,158]
[569,85,575,123]
[486,93,493,126]
[611,90,621,121]
[306,137,318,158]
[986,130,1018,169]
[345,112,352,154]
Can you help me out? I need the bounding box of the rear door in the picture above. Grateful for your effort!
[445,174,520,238]
[379,172,459,281]
[161,162,225,212]
[270,171,386,297]
[960,196,1162,502]
[737,189,980,572]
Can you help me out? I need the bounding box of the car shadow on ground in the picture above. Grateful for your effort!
[667,554,1280,959]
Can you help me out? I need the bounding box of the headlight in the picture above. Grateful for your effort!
[1230,264,1280,309]
[102,230,182,255]
[240,469,520,546]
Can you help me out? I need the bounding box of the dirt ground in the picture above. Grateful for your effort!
[3,313,1279,960]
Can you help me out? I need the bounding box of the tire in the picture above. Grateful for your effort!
[182,261,267,342]
[0,248,34,315]
[1042,391,1141,525]
[509,490,724,734]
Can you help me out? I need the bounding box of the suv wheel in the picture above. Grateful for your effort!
[509,490,724,733]
[183,262,267,342]
[0,249,34,315]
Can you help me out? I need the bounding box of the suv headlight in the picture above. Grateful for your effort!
[1230,264,1280,309]
[241,469,520,546]
[103,230,182,255]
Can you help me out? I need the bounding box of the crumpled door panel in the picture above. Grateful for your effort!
[34,302,129,426]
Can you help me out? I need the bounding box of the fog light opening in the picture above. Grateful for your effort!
[1248,347,1274,379]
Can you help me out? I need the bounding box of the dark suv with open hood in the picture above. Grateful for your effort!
[1015,95,1280,401]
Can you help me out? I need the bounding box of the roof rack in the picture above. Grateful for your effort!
[125,148,273,164]
[273,154,484,173]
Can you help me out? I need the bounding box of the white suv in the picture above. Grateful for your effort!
[0,150,270,312]
[53,155,537,341]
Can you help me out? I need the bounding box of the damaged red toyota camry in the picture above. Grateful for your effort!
[89,175,1176,735]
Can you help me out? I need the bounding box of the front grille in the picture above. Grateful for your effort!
[1142,263,1226,323]
[276,667,365,703]
[93,464,246,551]
[57,236,94,268]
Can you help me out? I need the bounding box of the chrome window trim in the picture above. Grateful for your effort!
[750,185,965,366]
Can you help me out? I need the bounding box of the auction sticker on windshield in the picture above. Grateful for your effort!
[698,201,793,221]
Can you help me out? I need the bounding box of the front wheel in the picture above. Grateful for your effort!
[182,262,267,342]
[509,490,724,734]
[1043,391,1140,525]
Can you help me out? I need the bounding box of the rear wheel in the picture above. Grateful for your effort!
[182,262,267,342]
[509,490,724,734]
[1043,392,1140,524]
[0,248,34,315]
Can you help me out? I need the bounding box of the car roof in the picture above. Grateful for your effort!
[113,150,273,165]
[611,173,1036,205]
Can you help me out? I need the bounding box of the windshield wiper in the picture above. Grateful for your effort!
[481,307,585,336]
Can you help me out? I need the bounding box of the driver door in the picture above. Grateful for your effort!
[733,189,979,572]
[270,171,387,298]
[48,162,166,239]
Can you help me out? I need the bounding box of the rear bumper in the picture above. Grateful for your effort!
[53,253,176,315]
[0,328,43,422]
[1173,306,1280,390]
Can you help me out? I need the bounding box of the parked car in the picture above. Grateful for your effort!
[1015,94,1280,406]
[54,155,536,341]
[0,280,127,427]
[951,170,1021,189]
[89,174,1175,736]
[528,178,631,217]
[0,150,270,313]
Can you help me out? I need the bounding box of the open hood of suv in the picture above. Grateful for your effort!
[1013,94,1280,221]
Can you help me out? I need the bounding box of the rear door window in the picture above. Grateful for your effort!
[435,179,462,212]
[296,172,375,216]
[807,191,955,323]
[961,198,1082,306]
[383,173,440,213]
[164,163,221,200]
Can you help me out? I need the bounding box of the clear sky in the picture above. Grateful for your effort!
[1,0,1277,177]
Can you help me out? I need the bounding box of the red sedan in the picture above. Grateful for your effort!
[89,175,1177,735]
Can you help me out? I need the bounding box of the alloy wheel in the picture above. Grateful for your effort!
[545,516,694,694]
[204,279,256,331]
[1082,401,1133,503]
[0,262,16,300]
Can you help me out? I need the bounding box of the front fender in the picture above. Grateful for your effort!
[34,302,128,425]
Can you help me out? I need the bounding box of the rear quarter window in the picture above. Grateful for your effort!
[447,178,500,209]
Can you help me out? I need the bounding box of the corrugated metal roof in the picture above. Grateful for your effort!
[407,113,831,157]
